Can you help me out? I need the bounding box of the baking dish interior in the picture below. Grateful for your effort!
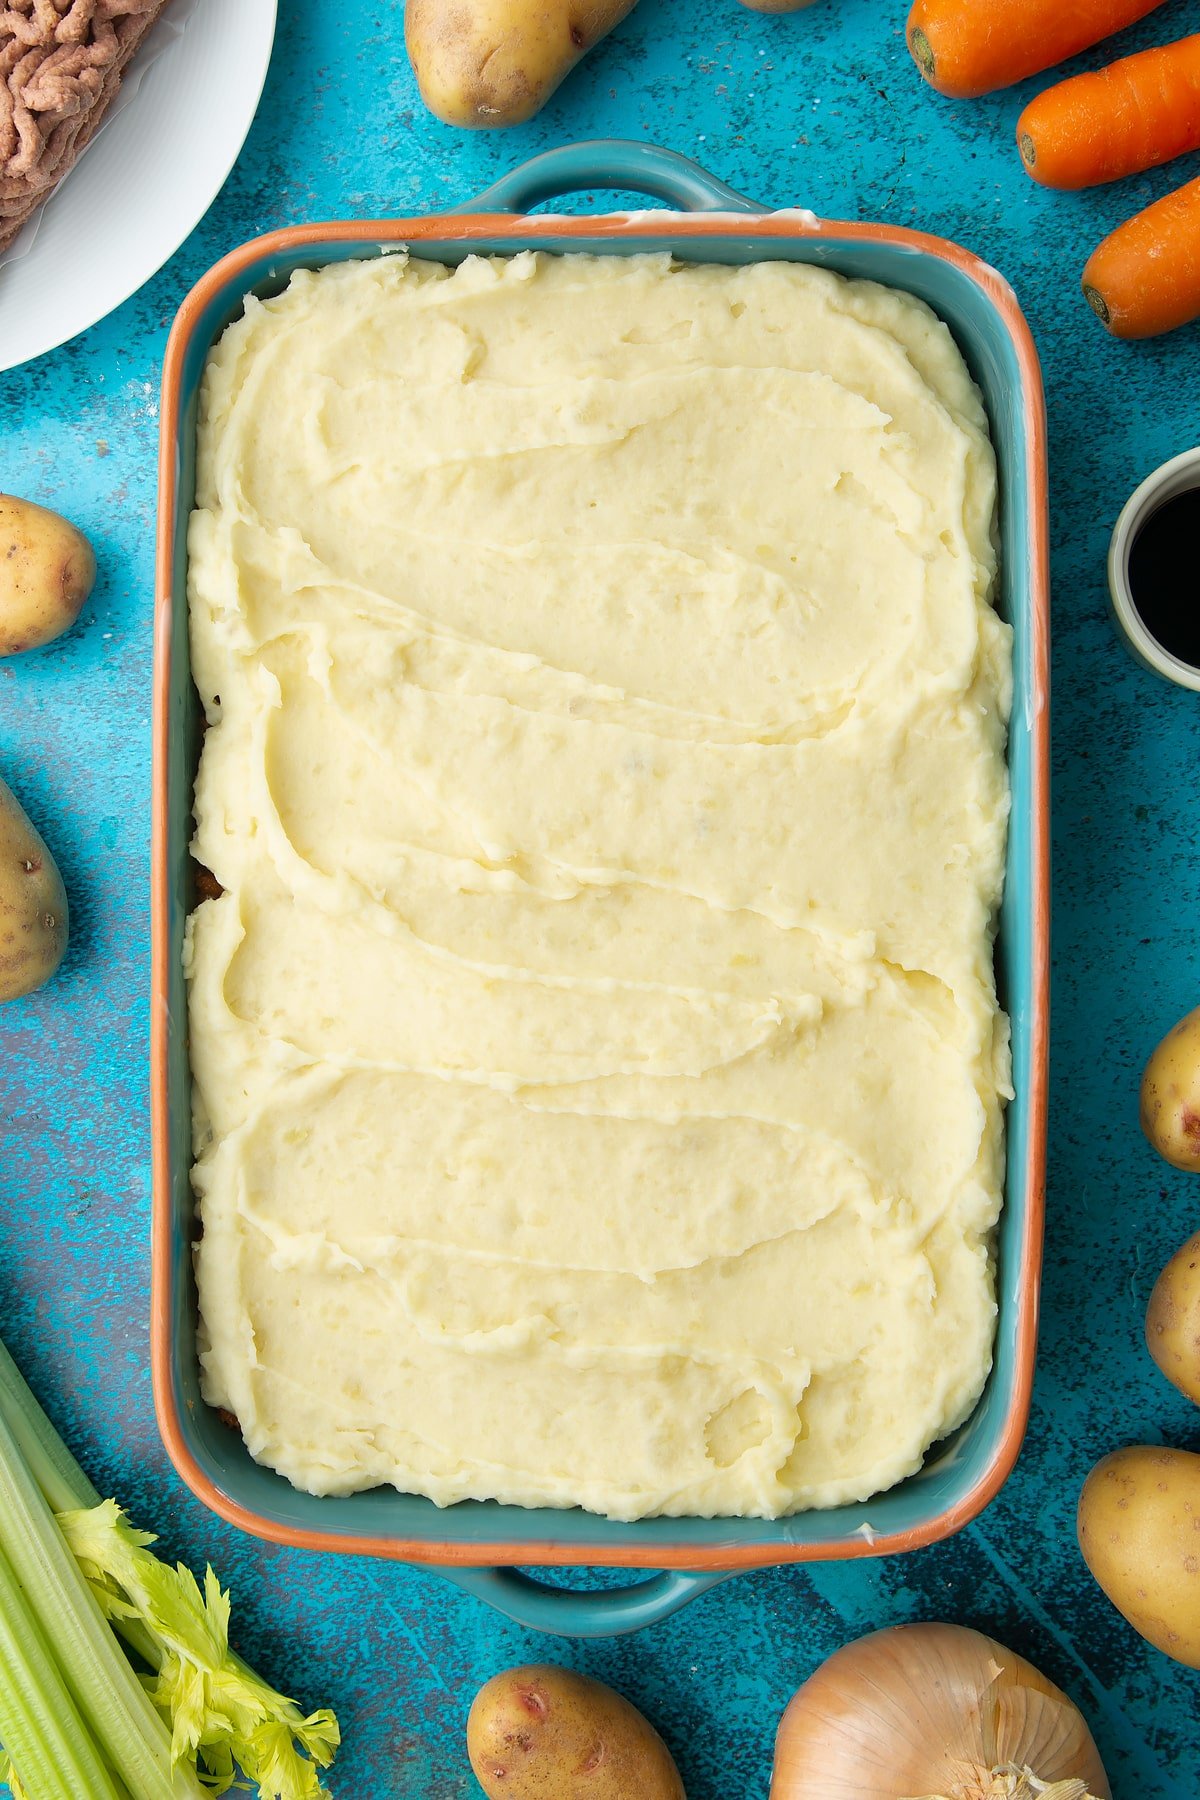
[158,221,1045,1562]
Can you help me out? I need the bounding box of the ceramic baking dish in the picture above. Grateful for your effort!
[152,139,1050,1639]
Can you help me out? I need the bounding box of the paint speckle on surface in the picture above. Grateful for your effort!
[3,0,1200,1795]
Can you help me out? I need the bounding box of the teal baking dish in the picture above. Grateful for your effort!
[151,140,1050,1639]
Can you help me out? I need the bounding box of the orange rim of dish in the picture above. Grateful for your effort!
[152,208,1051,1569]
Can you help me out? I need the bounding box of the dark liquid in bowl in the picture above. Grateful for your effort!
[1129,487,1200,669]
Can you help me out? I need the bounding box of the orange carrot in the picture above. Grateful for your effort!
[908,0,1165,99]
[1019,35,1200,187]
[1083,175,1200,337]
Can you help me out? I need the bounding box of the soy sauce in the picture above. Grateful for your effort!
[1128,487,1200,669]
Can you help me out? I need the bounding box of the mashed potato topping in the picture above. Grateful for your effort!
[186,250,1011,1520]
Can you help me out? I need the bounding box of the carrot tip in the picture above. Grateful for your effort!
[909,26,936,83]
[1083,283,1112,327]
[1018,131,1036,171]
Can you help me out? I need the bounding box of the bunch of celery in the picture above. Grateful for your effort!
[0,1334,338,1800]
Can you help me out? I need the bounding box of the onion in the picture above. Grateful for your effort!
[769,1623,1111,1800]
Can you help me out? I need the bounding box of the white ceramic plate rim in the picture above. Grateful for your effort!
[0,0,278,374]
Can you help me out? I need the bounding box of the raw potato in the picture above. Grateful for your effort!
[1146,1231,1200,1403]
[1078,1446,1200,1668]
[0,493,95,656]
[405,0,639,128]
[467,1664,686,1800]
[1140,1005,1200,1171]
[0,776,68,1001]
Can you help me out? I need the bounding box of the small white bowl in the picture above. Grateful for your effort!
[1109,447,1200,692]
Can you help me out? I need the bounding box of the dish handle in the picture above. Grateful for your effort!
[430,1566,734,1638]
[454,139,762,217]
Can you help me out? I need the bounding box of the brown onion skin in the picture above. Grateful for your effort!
[769,1623,1111,1799]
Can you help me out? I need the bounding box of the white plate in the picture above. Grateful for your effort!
[0,0,278,373]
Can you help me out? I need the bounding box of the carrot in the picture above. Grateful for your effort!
[1018,35,1200,187]
[907,0,1166,99]
[1083,174,1200,337]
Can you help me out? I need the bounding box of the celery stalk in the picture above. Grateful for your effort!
[0,1337,99,1516]
[0,1403,205,1800]
[0,1340,166,1677]
[0,1339,339,1800]
[0,1536,124,1800]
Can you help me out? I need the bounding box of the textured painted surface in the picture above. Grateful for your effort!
[2,0,1200,1793]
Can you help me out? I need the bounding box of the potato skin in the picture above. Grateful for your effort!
[1140,1006,1200,1171]
[0,777,68,1001]
[1078,1447,1200,1667]
[1147,1232,1200,1403]
[0,494,95,656]
[736,0,817,11]
[405,0,639,128]
[467,1664,685,1799]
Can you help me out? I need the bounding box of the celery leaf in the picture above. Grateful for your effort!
[56,1502,339,1800]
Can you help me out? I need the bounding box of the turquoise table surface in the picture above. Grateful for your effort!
[3,0,1200,1793]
